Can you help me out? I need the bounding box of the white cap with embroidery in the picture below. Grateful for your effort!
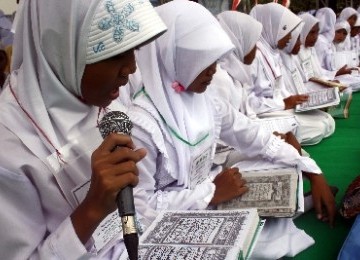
[86,0,167,64]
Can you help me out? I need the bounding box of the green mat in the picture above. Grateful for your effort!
[284,92,360,260]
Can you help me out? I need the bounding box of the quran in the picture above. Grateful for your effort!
[295,87,340,112]
[218,167,300,218]
[309,77,347,89]
[120,209,264,260]
[253,115,298,135]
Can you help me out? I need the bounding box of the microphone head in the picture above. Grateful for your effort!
[98,111,133,138]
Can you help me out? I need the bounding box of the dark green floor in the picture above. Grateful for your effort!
[284,92,360,260]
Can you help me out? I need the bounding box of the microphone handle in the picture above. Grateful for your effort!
[116,186,136,217]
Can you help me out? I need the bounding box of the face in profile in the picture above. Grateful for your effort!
[81,49,136,107]
[347,14,357,28]
[291,36,301,55]
[277,32,292,50]
[305,23,319,48]
[186,62,217,93]
[243,46,257,65]
[334,29,348,44]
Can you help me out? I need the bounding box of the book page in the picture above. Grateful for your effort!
[218,167,299,217]
[253,116,298,135]
[130,209,260,260]
[295,87,340,112]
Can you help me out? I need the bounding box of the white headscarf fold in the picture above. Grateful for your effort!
[299,13,319,45]
[339,7,358,23]
[132,0,234,185]
[217,11,262,87]
[316,7,336,42]
[3,0,166,157]
[335,20,351,34]
[250,3,301,49]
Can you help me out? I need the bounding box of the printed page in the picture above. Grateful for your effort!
[218,167,299,217]
[120,209,260,260]
[295,87,340,112]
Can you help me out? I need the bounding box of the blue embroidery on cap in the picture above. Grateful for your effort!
[93,41,106,53]
[98,0,140,43]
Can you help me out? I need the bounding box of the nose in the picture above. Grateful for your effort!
[121,50,137,76]
[207,63,217,76]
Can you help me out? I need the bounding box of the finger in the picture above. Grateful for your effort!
[313,196,323,221]
[111,172,139,190]
[236,186,249,196]
[98,133,135,153]
[111,147,147,164]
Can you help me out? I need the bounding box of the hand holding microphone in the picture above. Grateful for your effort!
[98,111,143,260]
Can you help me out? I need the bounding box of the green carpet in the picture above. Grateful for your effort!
[284,92,360,260]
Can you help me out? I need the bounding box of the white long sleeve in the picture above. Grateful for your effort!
[212,97,322,174]
[248,53,286,114]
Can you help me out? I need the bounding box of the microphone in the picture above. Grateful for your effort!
[98,111,138,260]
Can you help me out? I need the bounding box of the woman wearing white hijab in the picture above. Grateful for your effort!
[338,7,358,51]
[314,7,337,70]
[209,11,261,118]
[128,1,336,258]
[334,20,351,52]
[248,4,309,115]
[280,23,336,145]
[0,0,166,258]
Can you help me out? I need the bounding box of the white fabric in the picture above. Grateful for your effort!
[334,20,351,51]
[216,11,262,117]
[299,12,319,45]
[127,2,323,259]
[314,9,336,70]
[247,3,301,115]
[86,0,166,64]
[250,3,302,49]
[131,0,234,186]
[339,7,358,23]
[339,7,358,51]
[316,7,336,42]
[285,22,304,54]
[0,0,165,258]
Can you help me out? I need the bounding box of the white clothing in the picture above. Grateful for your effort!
[0,0,166,258]
[131,2,321,259]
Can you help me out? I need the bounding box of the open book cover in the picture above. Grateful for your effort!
[295,87,340,112]
[120,209,264,260]
[218,167,300,218]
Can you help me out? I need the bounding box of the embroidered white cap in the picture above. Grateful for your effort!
[86,0,167,64]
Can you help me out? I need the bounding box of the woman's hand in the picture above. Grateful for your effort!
[335,65,352,77]
[284,94,309,109]
[71,133,146,244]
[304,172,336,228]
[210,167,248,206]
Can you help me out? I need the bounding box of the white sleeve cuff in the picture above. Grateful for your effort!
[49,217,93,259]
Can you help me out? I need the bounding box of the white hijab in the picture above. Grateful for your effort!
[316,7,336,42]
[250,3,301,49]
[132,0,234,185]
[335,20,351,34]
[339,7,358,23]
[1,0,166,158]
[250,3,301,79]
[217,11,262,87]
[282,23,304,69]
[299,13,319,45]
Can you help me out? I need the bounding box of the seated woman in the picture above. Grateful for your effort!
[297,13,354,118]
[127,1,336,258]
[279,21,335,145]
[338,7,358,51]
[0,0,166,258]
[213,10,334,146]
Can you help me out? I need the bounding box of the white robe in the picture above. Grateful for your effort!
[129,89,320,258]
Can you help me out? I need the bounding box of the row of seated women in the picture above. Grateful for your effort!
[0,0,359,259]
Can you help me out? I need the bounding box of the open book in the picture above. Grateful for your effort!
[120,209,264,260]
[295,87,340,112]
[253,115,298,135]
[218,167,300,218]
